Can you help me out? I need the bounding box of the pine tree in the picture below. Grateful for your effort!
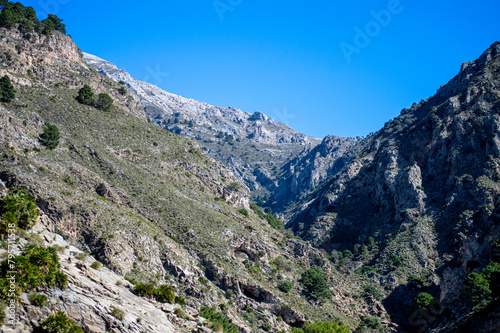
[0,75,15,103]
[0,7,14,29]
[96,93,113,111]
[76,85,94,105]
[42,14,66,34]
[40,123,60,150]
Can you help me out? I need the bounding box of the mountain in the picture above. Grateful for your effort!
[288,42,500,332]
[2,3,500,333]
[0,14,387,333]
[83,53,326,202]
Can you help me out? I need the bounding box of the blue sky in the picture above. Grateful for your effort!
[30,0,500,138]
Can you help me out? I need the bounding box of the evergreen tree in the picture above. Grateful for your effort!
[300,266,330,298]
[96,93,113,111]
[40,123,60,149]
[0,7,14,28]
[0,75,15,102]
[76,85,94,105]
[42,14,66,34]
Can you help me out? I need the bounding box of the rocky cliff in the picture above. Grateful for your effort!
[288,42,500,332]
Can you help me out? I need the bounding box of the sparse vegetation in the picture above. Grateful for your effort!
[132,283,183,305]
[0,187,39,234]
[110,306,125,320]
[237,208,249,216]
[0,244,67,300]
[28,292,47,307]
[38,311,83,333]
[199,306,238,333]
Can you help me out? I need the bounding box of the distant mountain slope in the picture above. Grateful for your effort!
[84,53,326,201]
[289,42,500,331]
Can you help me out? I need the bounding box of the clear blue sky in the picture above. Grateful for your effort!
[30,0,500,138]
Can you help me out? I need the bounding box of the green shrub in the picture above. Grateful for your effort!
[261,322,272,331]
[90,261,102,270]
[464,272,491,304]
[155,285,176,303]
[250,204,266,218]
[38,312,83,332]
[303,320,350,333]
[343,249,354,259]
[272,256,293,272]
[237,208,249,217]
[482,262,500,281]
[132,283,179,304]
[278,280,292,293]
[251,203,285,229]
[75,252,89,261]
[408,275,426,289]
[356,316,383,332]
[414,292,434,309]
[96,93,114,111]
[174,307,187,319]
[28,292,47,307]
[0,188,39,234]
[76,85,94,105]
[199,307,238,333]
[0,75,15,103]
[0,244,67,299]
[300,266,330,299]
[355,265,376,276]
[110,306,125,320]
[243,260,261,276]
[363,285,381,301]
[175,296,186,306]
[227,182,241,192]
[388,254,402,269]
[265,213,284,230]
[132,283,156,298]
[40,123,60,149]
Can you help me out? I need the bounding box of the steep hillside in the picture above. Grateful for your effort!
[289,42,500,332]
[83,53,323,201]
[0,12,388,333]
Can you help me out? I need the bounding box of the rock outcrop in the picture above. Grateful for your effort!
[288,41,500,331]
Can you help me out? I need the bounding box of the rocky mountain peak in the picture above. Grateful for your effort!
[436,41,500,99]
